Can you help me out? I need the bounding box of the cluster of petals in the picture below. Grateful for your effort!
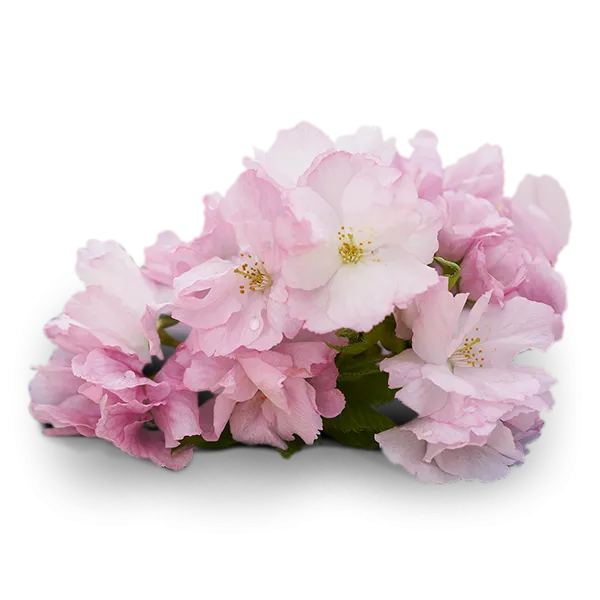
[31,240,201,469]
[377,280,556,482]
[178,337,343,449]
[30,122,568,482]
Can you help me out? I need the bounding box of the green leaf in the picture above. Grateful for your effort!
[319,315,405,450]
[433,256,461,290]
[327,336,373,355]
[433,256,460,273]
[335,351,382,380]
[338,370,397,407]
[324,395,395,433]
[328,323,383,354]
[322,427,381,450]
[337,363,383,382]
[378,314,407,354]
[335,328,362,342]
[276,436,305,459]
[176,425,237,451]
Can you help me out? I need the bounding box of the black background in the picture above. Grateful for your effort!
[17,117,600,585]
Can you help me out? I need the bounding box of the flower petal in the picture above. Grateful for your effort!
[412,282,468,364]
[397,379,449,416]
[474,297,556,365]
[252,122,333,189]
[237,355,289,412]
[376,427,459,484]
[77,240,157,316]
[283,243,340,290]
[229,396,286,448]
[380,349,425,388]
[434,444,513,482]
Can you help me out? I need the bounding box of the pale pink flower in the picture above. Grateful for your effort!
[381,281,556,406]
[164,194,239,283]
[461,235,567,315]
[282,151,442,333]
[376,418,540,483]
[385,280,556,455]
[433,191,512,261]
[141,194,239,292]
[392,138,508,207]
[173,171,302,356]
[142,230,184,289]
[74,348,200,469]
[382,360,554,448]
[443,143,504,203]
[245,122,397,189]
[245,122,333,190]
[335,126,397,165]
[506,174,571,264]
[45,240,168,361]
[30,343,201,468]
[29,349,101,437]
[275,332,345,419]
[396,130,443,201]
[139,195,241,325]
[178,339,344,449]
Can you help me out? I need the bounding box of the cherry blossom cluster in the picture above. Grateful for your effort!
[30,123,569,482]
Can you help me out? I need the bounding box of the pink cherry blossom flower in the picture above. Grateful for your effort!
[30,345,201,468]
[28,125,569,480]
[146,194,239,289]
[443,143,504,203]
[140,196,240,325]
[375,418,540,483]
[45,240,169,361]
[178,339,344,449]
[396,130,444,201]
[29,349,101,437]
[392,135,508,206]
[433,191,512,261]
[171,192,239,270]
[384,360,554,448]
[73,348,200,469]
[385,274,556,458]
[335,126,398,165]
[245,122,397,190]
[245,122,333,190]
[460,235,529,304]
[282,151,443,333]
[172,171,302,356]
[381,280,556,406]
[142,230,184,290]
[506,174,571,264]
[460,234,567,338]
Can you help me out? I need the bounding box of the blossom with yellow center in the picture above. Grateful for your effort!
[336,226,377,265]
[234,253,272,294]
[449,327,493,369]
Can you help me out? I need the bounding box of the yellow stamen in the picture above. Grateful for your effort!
[337,227,377,264]
[234,253,272,293]
[451,336,487,368]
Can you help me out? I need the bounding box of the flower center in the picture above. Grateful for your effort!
[337,226,376,265]
[450,329,486,368]
[234,253,272,294]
